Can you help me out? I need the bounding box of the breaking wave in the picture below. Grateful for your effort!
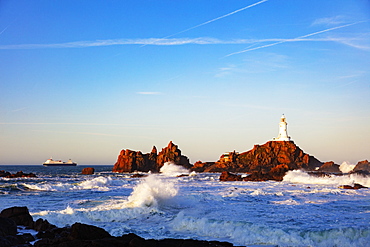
[22,176,115,191]
[126,174,178,207]
[283,170,370,187]
[172,211,370,247]
[339,161,356,173]
[159,162,189,176]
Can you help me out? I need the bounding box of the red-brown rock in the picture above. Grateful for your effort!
[339,183,368,189]
[352,160,370,173]
[0,170,37,178]
[81,167,95,175]
[219,171,243,181]
[113,142,191,173]
[194,141,322,181]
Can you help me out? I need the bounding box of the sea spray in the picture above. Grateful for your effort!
[283,170,370,187]
[339,161,356,173]
[159,162,190,176]
[126,174,178,207]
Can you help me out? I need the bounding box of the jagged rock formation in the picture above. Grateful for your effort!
[113,141,191,173]
[193,141,323,181]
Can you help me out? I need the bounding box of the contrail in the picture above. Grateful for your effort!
[138,0,269,48]
[225,20,366,57]
[0,25,9,36]
[164,0,269,39]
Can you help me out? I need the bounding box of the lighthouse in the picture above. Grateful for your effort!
[273,114,291,141]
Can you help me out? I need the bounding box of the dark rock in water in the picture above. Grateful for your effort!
[0,170,36,178]
[0,217,17,236]
[0,170,11,177]
[34,218,56,232]
[81,167,95,175]
[0,206,34,228]
[220,171,243,181]
[318,161,341,173]
[0,206,240,246]
[339,183,368,189]
[69,222,111,240]
[113,141,191,173]
[0,207,36,246]
[130,173,148,178]
[352,160,370,173]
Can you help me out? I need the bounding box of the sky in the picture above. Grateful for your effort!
[0,0,369,165]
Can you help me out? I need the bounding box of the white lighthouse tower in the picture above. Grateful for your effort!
[273,114,291,141]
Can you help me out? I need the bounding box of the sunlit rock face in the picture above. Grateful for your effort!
[193,141,323,176]
[113,141,191,173]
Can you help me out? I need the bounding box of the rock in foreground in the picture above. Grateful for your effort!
[0,206,239,247]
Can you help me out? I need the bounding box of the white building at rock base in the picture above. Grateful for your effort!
[273,114,291,141]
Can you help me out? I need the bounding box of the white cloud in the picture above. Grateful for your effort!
[312,16,347,26]
[225,21,367,57]
[137,92,162,95]
[1,35,367,50]
[216,52,290,77]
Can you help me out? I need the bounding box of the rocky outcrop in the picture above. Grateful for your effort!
[194,141,322,178]
[352,160,370,173]
[113,141,191,173]
[219,171,243,181]
[318,161,341,173]
[220,164,290,182]
[339,183,368,190]
[0,206,34,229]
[0,206,237,247]
[0,170,37,178]
[81,167,95,175]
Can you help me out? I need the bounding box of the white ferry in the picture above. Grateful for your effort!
[43,158,77,166]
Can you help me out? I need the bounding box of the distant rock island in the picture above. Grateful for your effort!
[113,141,191,173]
[112,115,369,181]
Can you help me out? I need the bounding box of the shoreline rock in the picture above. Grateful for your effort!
[0,206,240,247]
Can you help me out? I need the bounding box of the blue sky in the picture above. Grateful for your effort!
[1,0,369,165]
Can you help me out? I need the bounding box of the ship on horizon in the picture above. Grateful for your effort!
[43,158,77,166]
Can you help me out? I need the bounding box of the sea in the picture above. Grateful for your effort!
[1,162,370,247]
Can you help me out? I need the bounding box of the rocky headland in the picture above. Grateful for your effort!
[0,206,238,247]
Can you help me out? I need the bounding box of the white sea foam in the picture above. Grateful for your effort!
[283,170,370,187]
[126,174,178,207]
[339,161,356,173]
[159,162,189,176]
[22,176,116,191]
[172,211,370,247]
